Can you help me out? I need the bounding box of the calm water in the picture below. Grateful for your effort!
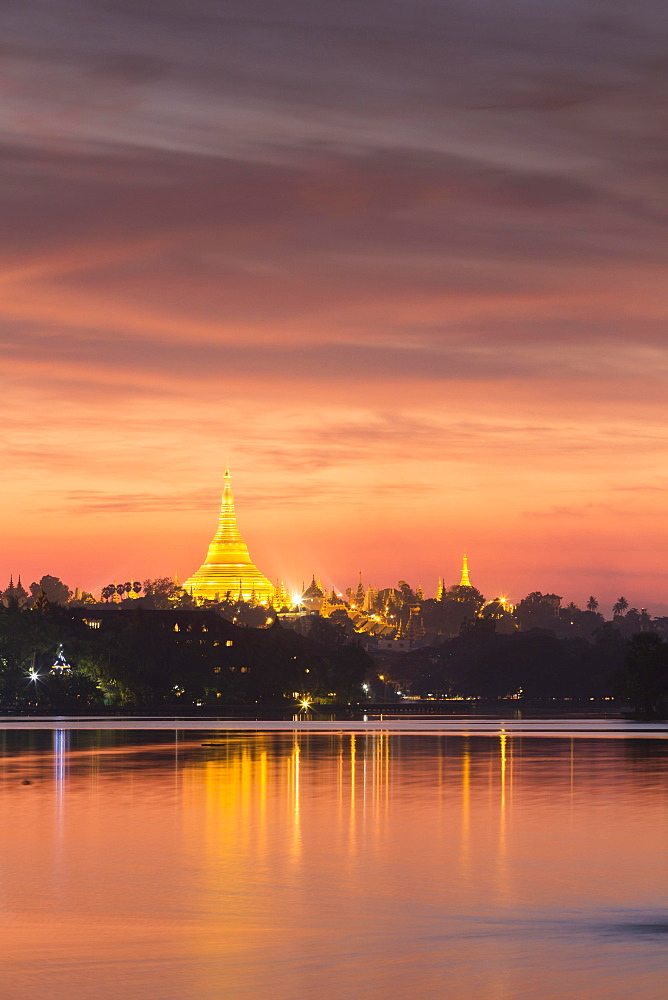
[1,720,667,999]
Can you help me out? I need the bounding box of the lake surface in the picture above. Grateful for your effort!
[1,719,667,999]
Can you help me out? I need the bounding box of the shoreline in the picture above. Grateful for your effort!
[0,714,665,737]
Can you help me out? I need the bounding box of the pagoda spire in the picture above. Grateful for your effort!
[183,468,275,604]
[459,553,471,588]
[354,571,365,607]
[213,467,244,544]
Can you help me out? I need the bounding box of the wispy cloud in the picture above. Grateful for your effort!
[1,0,667,605]
[62,479,438,514]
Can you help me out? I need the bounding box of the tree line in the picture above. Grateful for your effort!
[3,573,668,715]
[0,601,370,711]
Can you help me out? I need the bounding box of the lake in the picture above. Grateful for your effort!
[1,718,667,999]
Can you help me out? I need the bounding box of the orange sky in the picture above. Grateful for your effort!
[2,0,667,613]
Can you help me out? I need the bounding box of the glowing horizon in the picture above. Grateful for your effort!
[6,464,665,617]
[1,0,667,614]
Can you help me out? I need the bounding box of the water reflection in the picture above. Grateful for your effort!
[53,728,69,817]
[0,730,667,1000]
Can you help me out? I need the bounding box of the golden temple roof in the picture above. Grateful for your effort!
[183,469,274,603]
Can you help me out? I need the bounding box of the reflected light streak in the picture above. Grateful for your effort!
[460,738,471,867]
[257,748,268,859]
[495,731,511,909]
[500,730,507,814]
[349,734,356,850]
[337,734,344,809]
[290,735,301,860]
[53,728,69,834]
[193,741,274,885]
[373,733,383,823]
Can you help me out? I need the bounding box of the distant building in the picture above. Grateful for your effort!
[301,576,324,615]
[183,468,274,604]
[375,637,412,652]
[2,575,28,606]
[398,604,425,644]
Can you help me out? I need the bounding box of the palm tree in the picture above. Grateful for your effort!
[612,596,629,617]
[586,596,599,613]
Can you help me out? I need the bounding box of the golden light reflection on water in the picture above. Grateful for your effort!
[291,733,301,858]
[459,737,472,883]
[1,730,668,1000]
[495,730,511,910]
[349,733,356,849]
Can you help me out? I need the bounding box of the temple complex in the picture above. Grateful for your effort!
[183,469,274,604]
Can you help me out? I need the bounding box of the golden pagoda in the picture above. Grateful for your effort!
[183,469,275,604]
[459,553,472,588]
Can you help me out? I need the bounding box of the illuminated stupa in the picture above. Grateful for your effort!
[183,469,274,604]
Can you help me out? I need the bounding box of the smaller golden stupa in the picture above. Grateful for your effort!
[183,468,274,603]
[460,553,471,588]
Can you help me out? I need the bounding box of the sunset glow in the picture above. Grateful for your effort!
[2,1,667,611]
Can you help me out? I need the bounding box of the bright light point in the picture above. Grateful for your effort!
[300,699,311,710]
[29,671,39,682]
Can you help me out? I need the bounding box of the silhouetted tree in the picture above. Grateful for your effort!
[293,614,347,647]
[613,596,629,617]
[516,592,560,631]
[29,575,72,606]
[421,586,485,636]
[140,578,194,609]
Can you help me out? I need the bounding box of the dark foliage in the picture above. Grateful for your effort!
[612,633,668,716]
[29,575,72,606]
[401,620,625,700]
[0,604,371,709]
